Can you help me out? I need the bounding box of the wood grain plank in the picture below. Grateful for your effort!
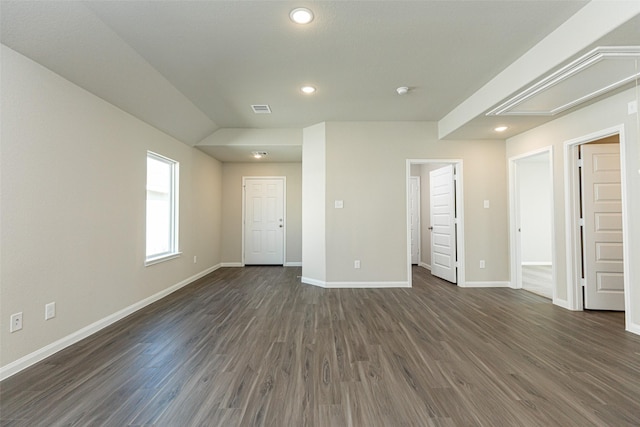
[2,266,640,426]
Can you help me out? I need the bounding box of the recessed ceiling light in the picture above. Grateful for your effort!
[252,151,268,159]
[290,8,314,24]
[301,85,316,94]
[494,126,508,132]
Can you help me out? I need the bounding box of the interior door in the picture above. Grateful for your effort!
[580,143,624,310]
[430,165,457,283]
[410,176,420,265]
[244,178,284,265]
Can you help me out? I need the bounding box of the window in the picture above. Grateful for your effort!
[146,151,179,265]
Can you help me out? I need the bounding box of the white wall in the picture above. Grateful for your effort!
[518,157,552,263]
[302,121,509,286]
[220,162,302,265]
[0,45,223,373]
[301,123,327,283]
[506,87,640,333]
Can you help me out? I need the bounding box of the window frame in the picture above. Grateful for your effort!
[145,151,180,266]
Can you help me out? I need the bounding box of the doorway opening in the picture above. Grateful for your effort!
[565,125,629,316]
[509,148,555,301]
[406,159,465,287]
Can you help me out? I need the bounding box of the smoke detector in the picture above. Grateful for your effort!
[396,86,409,95]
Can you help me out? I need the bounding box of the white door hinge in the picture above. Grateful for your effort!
[577,159,583,168]
[579,218,585,227]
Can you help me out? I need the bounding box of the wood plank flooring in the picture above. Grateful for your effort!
[2,266,640,426]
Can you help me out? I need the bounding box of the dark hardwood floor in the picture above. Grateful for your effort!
[2,266,640,426]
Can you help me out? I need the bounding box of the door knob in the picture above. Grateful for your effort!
[428,226,433,230]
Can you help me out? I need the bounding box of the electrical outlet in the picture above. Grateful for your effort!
[45,302,56,320]
[193,256,197,264]
[628,100,638,115]
[354,260,361,269]
[479,260,486,269]
[10,312,23,333]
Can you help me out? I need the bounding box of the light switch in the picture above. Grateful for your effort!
[483,200,490,208]
[335,200,344,209]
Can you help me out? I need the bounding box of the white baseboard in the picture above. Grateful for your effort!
[626,321,640,336]
[221,262,243,267]
[284,262,302,267]
[552,297,571,310]
[521,262,553,266]
[0,264,222,381]
[418,262,431,270]
[300,276,325,287]
[461,281,511,288]
[300,277,409,288]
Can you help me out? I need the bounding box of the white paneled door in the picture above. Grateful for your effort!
[244,178,284,265]
[580,143,624,310]
[410,176,420,265]
[429,165,457,283]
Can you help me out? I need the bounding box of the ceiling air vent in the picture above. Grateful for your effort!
[251,104,272,114]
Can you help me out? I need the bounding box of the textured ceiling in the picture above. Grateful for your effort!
[1,1,589,146]
[2,1,638,162]
[85,0,589,126]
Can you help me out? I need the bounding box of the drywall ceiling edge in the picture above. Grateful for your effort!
[437,1,640,140]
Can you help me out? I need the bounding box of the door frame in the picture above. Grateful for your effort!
[241,176,287,266]
[410,176,421,265]
[508,147,556,301]
[406,159,465,287]
[564,125,630,318]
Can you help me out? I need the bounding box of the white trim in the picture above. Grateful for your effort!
[487,47,640,116]
[300,277,409,288]
[563,125,629,315]
[627,321,640,336]
[0,264,222,381]
[406,159,465,288]
[410,175,421,266]
[221,262,244,267]
[552,298,572,310]
[521,261,553,266]
[418,262,431,270]
[463,281,511,288]
[284,262,302,267]
[144,252,182,267]
[300,276,325,287]
[242,176,287,266]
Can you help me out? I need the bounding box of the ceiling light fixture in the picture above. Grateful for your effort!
[301,85,316,94]
[290,8,314,24]
[396,86,409,95]
[252,151,268,159]
[494,126,508,132]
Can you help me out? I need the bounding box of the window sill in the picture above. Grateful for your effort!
[145,252,182,267]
